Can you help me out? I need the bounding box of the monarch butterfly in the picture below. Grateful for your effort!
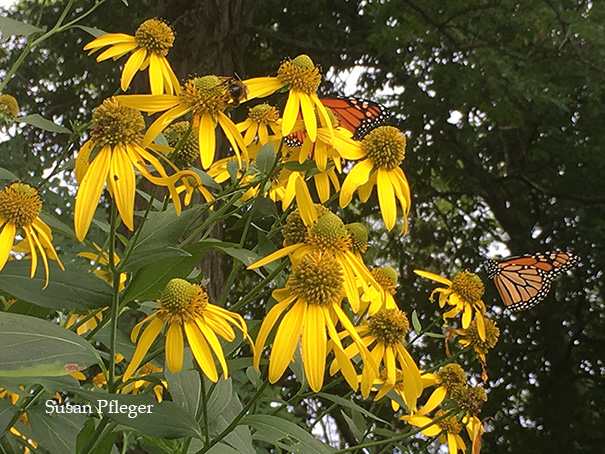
[484,251,579,312]
[285,97,390,147]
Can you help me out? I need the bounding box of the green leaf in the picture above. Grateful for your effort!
[411,310,421,333]
[424,332,446,339]
[0,399,18,435]
[0,312,101,377]
[122,207,203,272]
[28,406,87,454]
[73,25,106,38]
[256,142,276,173]
[164,349,201,417]
[73,390,202,439]
[122,241,218,303]
[76,418,117,454]
[0,16,44,36]
[0,261,112,311]
[317,393,388,424]
[0,168,18,181]
[243,414,335,453]
[206,378,254,454]
[219,247,262,268]
[17,114,71,134]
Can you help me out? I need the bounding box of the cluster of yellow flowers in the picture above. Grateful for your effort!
[0,17,501,454]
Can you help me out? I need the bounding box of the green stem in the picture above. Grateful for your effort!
[194,379,269,454]
[79,417,111,454]
[200,375,210,443]
[0,386,44,438]
[1,0,107,93]
[107,201,120,392]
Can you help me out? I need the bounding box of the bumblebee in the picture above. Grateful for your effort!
[218,75,249,107]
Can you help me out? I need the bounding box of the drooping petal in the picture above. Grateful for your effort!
[282,90,300,137]
[184,321,218,382]
[0,223,16,271]
[123,317,164,381]
[199,113,217,169]
[247,243,302,269]
[218,112,248,167]
[84,33,135,51]
[95,41,137,61]
[294,177,317,227]
[165,322,184,373]
[268,300,306,383]
[141,105,191,147]
[299,93,316,142]
[148,53,165,95]
[74,146,112,241]
[339,159,373,207]
[376,168,397,230]
[253,296,296,369]
[196,319,229,379]
[416,386,447,416]
[243,76,285,100]
[121,48,147,92]
[108,146,136,231]
[302,303,327,392]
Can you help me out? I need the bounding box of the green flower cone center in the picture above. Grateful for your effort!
[451,271,485,304]
[283,205,330,246]
[164,121,199,166]
[135,18,175,57]
[248,103,280,124]
[90,98,145,148]
[277,55,322,94]
[288,251,343,306]
[0,182,42,228]
[307,212,351,252]
[362,126,406,170]
[345,222,368,255]
[179,76,229,116]
[436,363,467,391]
[368,308,409,345]
[435,410,462,435]
[371,267,398,294]
[157,279,209,323]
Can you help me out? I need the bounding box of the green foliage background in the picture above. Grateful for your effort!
[1,0,604,452]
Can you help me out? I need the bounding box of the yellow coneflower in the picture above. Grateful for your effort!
[84,18,179,95]
[0,182,64,287]
[124,278,249,382]
[253,251,376,392]
[244,55,333,142]
[339,126,411,233]
[116,75,248,170]
[414,269,488,340]
[74,97,199,240]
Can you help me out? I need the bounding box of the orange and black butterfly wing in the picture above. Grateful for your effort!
[320,97,390,140]
[485,251,579,312]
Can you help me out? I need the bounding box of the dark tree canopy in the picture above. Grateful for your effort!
[1,0,603,452]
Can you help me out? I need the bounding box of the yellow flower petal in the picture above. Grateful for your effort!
[84,33,135,51]
[0,222,16,271]
[299,93,316,142]
[268,300,306,383]
[282,90,300,137]
[115,94,180,113]
[95,41,137,61]
[199,113,217,169]
[165,322,184,373]
[108,146,136,231]
[184,321,218,382]
[121,48,147,92]
[247,243,301,269]
[74,145,112,241]
[253,296,295,369]
[196,319,229,379]
[244,76,285,100]
[414,270,453,286]
[302,303,326,392]
[339,159,373,207]
[148,53,165,95]
[123,317,164,381]
[377,168,396,230]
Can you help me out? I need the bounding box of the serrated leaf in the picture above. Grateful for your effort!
[0,312,101,377]
[0,16,44,36]
[0,167,18,181]
[256,143,275,173]
[244,414,335,454]
[17,114,71,134]
[0,261,112,311]
[411,310,421,333]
